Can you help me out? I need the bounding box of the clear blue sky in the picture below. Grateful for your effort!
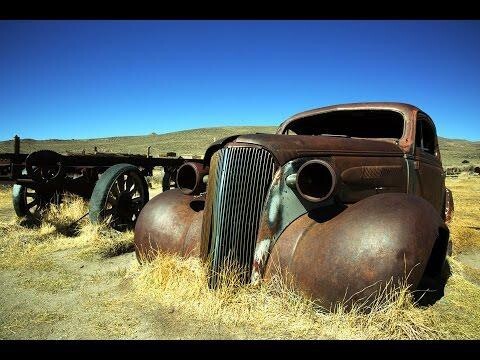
[1,20,479,141]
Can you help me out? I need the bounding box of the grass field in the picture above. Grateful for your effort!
[0,173,479,339]
[0,126,277,159]
[1,127,479,168]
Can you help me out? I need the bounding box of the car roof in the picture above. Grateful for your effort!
[278,102,422,133]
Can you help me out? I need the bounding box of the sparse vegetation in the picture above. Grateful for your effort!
[1,173,479,339]
[1,128,479,169]
[446,175,480,254]
[145,169,164,189]
[0,126,278,158]
[132,252,446,339]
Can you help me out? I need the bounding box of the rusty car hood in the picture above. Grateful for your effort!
[230,133,405,165]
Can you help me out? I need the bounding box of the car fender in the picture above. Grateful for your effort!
[134,188,204,262]
[262,193,448,308]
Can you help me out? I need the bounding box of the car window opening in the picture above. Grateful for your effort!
[284,110,405,139]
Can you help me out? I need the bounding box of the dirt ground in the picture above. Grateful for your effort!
[0,186,252,339]
[1,176,480,339]
[0,248,241,339]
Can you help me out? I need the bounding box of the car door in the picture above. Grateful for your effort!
[413,112,445,213]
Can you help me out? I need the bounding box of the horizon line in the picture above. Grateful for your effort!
[0,125,479,143]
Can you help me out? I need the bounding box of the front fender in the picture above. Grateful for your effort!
[262,193,447,308]
[134,189,204,262]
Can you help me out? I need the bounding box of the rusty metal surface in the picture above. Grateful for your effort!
[132,102,451,308]
[252,155,409,279]
[176,161,209,195]
[0,136,192,187]
[231,133,405,166]
[200,151,219,260]
[251,159,342,284]
[263,193,447,308]
[276,102,419,154]
[134,188,204,262]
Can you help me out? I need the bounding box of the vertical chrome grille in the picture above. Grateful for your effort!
[208,146,275,287]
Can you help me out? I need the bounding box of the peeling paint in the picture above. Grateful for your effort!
[251,238,271,284]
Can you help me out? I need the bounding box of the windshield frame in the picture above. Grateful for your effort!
[278,108,407,141]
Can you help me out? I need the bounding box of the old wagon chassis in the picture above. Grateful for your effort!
[0,135,197,230]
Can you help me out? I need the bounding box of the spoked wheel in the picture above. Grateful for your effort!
[12,184,61,218]
[89,164,149,231]
[25,150,65,185]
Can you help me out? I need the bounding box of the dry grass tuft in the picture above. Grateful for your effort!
[78,223,134,258]
[131,251,446,339]
[0,194,134,272]
[42,194,89,236]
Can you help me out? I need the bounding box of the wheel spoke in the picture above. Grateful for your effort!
[111,184,120,198]
[126,177,134,192]
[26,198,39,209]
[109,215,120,227]
[49,193,60,205]
[117,176,126,192]
[90,165,147,231]
[129,184,138,196]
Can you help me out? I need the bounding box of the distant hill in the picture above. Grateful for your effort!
[1,127,478,168]
[437,137,480,168]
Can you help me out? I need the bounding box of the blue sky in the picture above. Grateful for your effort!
[0,20,479,141]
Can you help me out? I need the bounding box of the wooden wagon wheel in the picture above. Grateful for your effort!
[25,150,65,184]
[89,163,149,231]
[12,169,62,219]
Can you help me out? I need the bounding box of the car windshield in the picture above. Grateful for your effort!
[283,110,405,139]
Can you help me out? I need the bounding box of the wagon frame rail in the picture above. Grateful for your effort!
[0,135,200,230]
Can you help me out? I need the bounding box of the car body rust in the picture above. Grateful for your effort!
[134,102,453,308]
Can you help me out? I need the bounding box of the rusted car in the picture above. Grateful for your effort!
[134,102,454,308]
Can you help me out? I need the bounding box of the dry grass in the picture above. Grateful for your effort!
[146,169,164,189]
[1,176,480,339]
[0,185,11,201]
[0,126,277,157]
[446,174,480,254]
[78,224,134,258]
[432,258,480,338]
[130,251,452,339]
[1,127,478,168]
[128,175,480,339]
[0,190,135,273]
